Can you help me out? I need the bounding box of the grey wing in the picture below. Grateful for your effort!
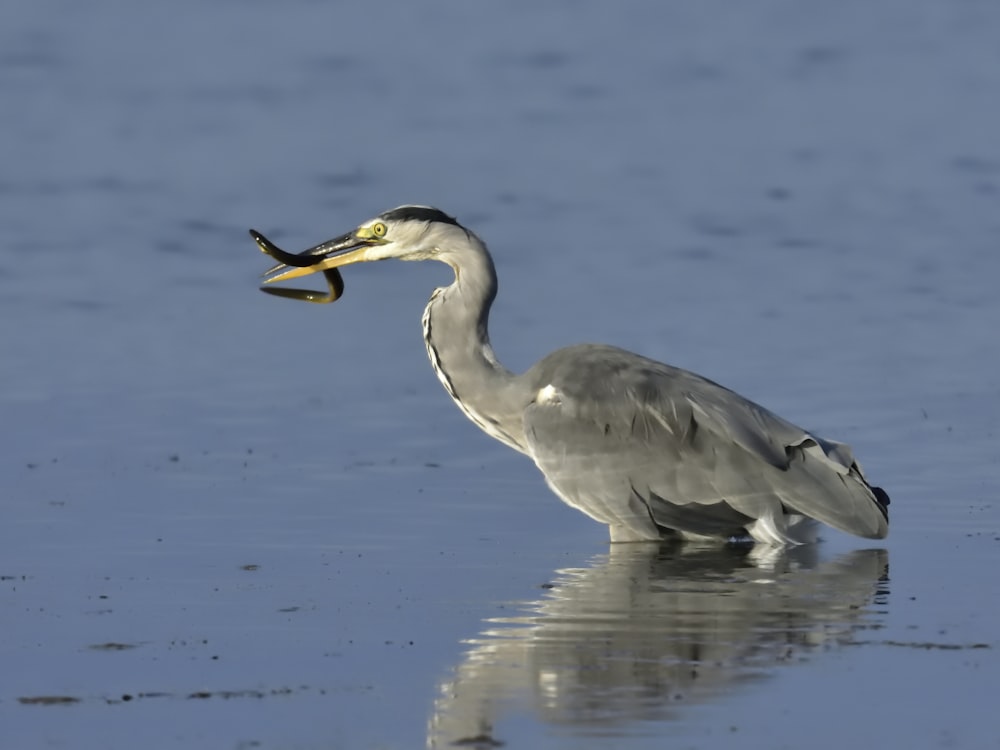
[521,345,888,541]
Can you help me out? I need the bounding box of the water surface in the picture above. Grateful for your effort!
[2,1,998,748]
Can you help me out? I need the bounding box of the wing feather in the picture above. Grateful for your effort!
[522,344,888,541]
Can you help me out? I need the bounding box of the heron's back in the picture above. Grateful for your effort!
[520,344,889,542]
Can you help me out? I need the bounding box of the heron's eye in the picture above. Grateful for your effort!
[371,222,388,238]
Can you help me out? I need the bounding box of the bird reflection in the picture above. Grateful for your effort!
[428,544,888,747]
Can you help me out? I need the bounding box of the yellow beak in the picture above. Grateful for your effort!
[251,226,385,304]
[257,228,382,285]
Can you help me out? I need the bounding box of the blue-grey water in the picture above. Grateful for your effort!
[2,1,999,748]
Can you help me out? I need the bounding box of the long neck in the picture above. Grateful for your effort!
[421,247,528,454]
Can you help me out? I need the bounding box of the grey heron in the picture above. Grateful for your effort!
[256,205,890,545]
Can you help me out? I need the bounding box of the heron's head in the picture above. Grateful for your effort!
[260,205,476,289]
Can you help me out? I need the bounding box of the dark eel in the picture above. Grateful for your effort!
[250,229,344,304]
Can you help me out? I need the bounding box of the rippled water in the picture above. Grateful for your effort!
[430,546,889,746]
[2,1,999,748]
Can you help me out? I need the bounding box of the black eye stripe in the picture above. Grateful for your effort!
[379,206,460,227]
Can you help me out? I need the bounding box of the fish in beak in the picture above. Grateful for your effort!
[251,225,387,304]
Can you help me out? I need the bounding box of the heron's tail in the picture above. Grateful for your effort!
[870,485,890,520]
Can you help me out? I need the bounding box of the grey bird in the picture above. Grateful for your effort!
[258,205,890,545]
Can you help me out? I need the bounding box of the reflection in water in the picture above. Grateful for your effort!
[429,544,888,747]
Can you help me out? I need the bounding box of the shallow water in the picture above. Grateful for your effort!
[2,1,999,748]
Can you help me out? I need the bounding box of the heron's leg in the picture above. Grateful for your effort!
[609,525,663,543]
